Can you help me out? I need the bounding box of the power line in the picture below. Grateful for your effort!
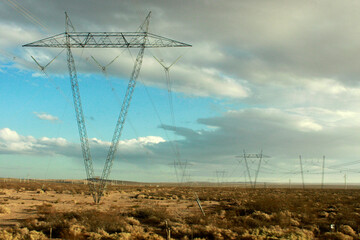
[153,55,186,182]
[4,0,49,32]
[126,48,183,182]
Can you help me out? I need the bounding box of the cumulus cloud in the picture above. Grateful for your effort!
[0,128,21,142]
[0,128,165,162]
[0,128,67,154]
[33,112,59,122]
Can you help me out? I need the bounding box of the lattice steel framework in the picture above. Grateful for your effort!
[24,12,191,203]
[236,150,270,189]
[23,32,191,48]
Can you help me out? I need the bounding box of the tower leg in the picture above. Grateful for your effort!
[66,46,97,202]
[254,151,263,188]
[244,150,253,188]
[97,46,146,202]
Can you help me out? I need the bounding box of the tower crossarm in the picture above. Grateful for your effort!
[23,32,191,48]
[236,154,271,159]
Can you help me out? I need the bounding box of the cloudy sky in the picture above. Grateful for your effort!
[1,0,360,184]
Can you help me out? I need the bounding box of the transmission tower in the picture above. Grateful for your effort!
[215,170,227,185]
[154,55,184,183]
[236,150,270,188]
[344,172,347,189]
[168,159,192,183]
[299,155,305,189]
[24,12,191,203]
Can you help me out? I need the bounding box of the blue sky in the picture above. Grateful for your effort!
[2,0,360,184]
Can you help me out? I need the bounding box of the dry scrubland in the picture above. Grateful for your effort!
[0,180,359,239]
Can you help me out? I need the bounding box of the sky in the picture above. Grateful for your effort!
[1,0,360,184]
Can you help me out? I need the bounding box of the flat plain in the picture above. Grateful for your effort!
[0,179,359,239]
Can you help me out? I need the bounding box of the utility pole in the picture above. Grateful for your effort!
[299,155,305,189]
[24,12,191,203]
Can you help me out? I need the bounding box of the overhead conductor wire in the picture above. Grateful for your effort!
[87,51,153,164]
[126,48,181,180]
[4,0,49,32]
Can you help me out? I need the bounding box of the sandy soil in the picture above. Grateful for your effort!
[0,185,211,227]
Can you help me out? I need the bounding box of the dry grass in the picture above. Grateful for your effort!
[0,205,10,214]
[0,180,360,239]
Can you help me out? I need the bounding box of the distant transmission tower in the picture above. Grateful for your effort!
[299,155,305,189]
[168,159,192,183]
[154,55,184,183]
[215,170,227,185]
[236,150,270,188]
[24,12,191,203]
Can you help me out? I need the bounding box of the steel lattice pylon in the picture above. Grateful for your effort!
[236,150,270,189]
[24,12,191,203]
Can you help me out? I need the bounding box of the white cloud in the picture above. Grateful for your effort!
[31,72,45,78]
[0,128,65,154]
[0,128,21,142]
[0,23,39,48]
[68,49,250,99]
[33,112,59,122]
[0,128,165,160]
[145,64,249,99]
[297,119,323,132]
[89,138,110,147]
[120,136,165,145]
[39,137,68,146]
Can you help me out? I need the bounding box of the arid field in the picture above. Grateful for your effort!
[0,179,359,239]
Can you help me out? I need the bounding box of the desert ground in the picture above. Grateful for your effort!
[0,179,359,239]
